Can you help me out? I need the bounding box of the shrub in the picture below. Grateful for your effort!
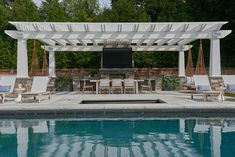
[54,76,73,91]
[161,76,180,91]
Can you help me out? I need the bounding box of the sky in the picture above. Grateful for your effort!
[33,0,111,8]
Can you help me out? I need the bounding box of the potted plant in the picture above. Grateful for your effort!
[161,76,180,91]
[54,76,73,91]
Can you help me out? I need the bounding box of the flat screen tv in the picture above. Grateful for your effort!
[102,48,133,68]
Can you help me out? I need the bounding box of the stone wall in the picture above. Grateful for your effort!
[1,68,235,92]
[1,68,235,77]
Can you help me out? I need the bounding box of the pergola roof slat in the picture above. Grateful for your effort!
[178,39,196,45]
[50,24,57,32]
[157,39,171,46]
[167,39,183,46]
[78,39,86,46]
[65,39,77,46]
[40,39,56,46]
[53,39,67,46]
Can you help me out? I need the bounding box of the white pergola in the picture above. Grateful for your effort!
[5,22,231,78]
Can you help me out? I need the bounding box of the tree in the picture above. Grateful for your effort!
[144,0,190,22]
[62,0,99,22]
[4,0,40,21]
[40,0,66,22]
[185,0,235,67]
[0,0,40,70]
[97,0,150,22]
[0,0,235,70]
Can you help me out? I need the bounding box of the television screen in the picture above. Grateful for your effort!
[102,48,133,68]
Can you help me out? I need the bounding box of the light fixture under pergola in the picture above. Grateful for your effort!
[5,22,231,78]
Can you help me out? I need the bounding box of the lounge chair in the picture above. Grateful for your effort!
[0,121,16,134]
[182,76,195,90]
[111,79,123,94]
[193,75,220,102]
[222,75,235,94]
[124,79,135,94]
[32,121,49,133]
[0,75,16,103]
[99,79,110,94]
[21,76,50,102]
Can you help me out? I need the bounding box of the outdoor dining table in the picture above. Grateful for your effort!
[90,79,144,94]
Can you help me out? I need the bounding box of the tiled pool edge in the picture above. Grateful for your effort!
[1,107,235,119]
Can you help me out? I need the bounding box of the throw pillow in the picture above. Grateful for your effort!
[197,85,211,91]
[0,85,11,92]
[227,84,235,91]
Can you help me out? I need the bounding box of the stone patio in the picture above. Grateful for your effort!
[0,91,235,118]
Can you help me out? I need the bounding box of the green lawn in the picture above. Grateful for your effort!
[225,92,235,97]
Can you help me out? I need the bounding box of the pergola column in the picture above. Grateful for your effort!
[178,50,185,77]
[49,51,56,77]
[17,39,28,78]
[209,39,221,77]
[17,127,28,157]
[179,119,185,133]
[210,126,221,157]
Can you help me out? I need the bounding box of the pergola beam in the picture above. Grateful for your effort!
[41,45,192,52]
[5,30,231,40]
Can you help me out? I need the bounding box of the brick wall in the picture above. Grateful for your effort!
[0,69,16,75]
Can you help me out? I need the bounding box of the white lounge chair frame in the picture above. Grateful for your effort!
[21,76,50,102]
[0,75,16,103]
[193,75,220,102]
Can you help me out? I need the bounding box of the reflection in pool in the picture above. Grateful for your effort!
[0,118,235,157]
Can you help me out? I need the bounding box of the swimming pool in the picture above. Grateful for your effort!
[0,118,235,157]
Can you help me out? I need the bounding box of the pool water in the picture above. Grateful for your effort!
[0,118,235,157]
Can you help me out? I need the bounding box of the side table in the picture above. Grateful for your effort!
[14,88,25,102]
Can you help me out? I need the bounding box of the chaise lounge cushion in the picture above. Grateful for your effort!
[0,85,11,92]
[197,85,211,91]
[227,84,235,91]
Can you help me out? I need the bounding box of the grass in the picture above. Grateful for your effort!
[225,92,235,97]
